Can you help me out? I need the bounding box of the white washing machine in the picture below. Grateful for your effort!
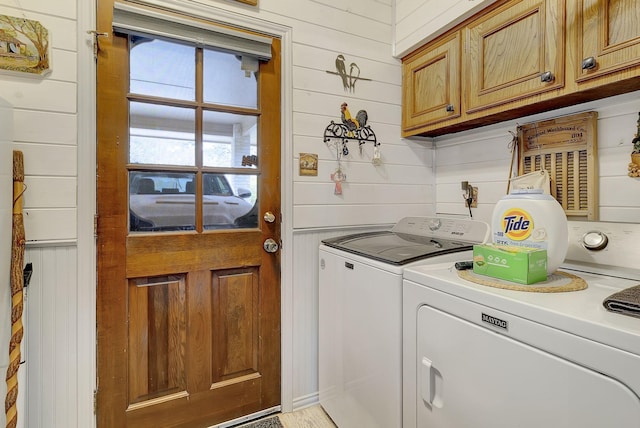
[319,217,490,428]
[403,221,640,428]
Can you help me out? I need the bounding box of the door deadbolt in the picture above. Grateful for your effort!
[263,211,276,223]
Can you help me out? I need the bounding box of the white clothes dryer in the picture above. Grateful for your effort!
[403,221,640,428]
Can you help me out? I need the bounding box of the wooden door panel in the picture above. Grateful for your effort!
[126,232,262,277]
[213,269,259,383]
[126,378,262,428]
[465,0,564,113]
[577,0,640,83]
[128,275,187,405]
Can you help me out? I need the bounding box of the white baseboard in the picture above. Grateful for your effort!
[291,392,320,411]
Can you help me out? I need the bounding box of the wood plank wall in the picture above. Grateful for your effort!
[0,0,78,243]
[5,0,640,426]
[434,91,640,224]
[0,0,434,425]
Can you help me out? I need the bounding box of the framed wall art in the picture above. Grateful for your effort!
[0,14,51,76]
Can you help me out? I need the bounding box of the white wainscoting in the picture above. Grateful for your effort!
[23,244,78,428]
[290,224,393,407]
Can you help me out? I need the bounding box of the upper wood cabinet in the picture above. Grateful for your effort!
[402,32,461,134]
[402,0,640,137]
[465,0,565,113]
[575,0,640,85]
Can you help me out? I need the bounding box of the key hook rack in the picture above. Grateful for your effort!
[323,121,378,156]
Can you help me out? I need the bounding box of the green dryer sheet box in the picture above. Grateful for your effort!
[472,244,547,285]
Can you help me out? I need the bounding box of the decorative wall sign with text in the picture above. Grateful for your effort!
[517,111,598,220]
[0,15,50,76]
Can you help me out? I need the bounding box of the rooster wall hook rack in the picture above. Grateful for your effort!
[323,102,380,163]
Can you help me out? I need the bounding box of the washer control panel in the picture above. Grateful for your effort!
[392,217,490,244]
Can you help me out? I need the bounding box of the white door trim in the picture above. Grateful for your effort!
[77,1,97,427]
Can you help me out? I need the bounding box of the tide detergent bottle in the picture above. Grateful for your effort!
[491,189,568,274]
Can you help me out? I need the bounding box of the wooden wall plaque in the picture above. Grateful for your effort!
[517,111,599,220]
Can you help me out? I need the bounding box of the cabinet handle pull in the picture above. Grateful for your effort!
[445,104,455,113]
[582,57,597,70]
[540,71,554,83]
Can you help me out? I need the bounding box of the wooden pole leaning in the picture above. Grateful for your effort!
[5,151,25,428]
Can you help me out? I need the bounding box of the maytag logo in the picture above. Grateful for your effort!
[482,313,508,330]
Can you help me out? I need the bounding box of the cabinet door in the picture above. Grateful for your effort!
[577,0,640,83]
[402,32,461,134]
[465,0,564,113]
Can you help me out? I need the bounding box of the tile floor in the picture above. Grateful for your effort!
[277,405,336,428]
[239,405,336,428]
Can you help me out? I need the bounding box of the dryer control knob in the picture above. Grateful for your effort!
[582,231,609,251]
[428,219,442,231]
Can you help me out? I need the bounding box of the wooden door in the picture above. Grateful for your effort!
[464,0,565,113]
[402,31,461,136]
[575,0,640,84]
[95,1,281,427]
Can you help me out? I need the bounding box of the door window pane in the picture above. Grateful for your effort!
[203,49,257,108]
[130,38,195,101]
[130,102,195,166]
[203,173,257,229]
[129,171,196,232]
[203,111,257,168]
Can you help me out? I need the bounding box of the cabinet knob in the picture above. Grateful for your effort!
[445,104,455,112]
[581,56,597,70]
[540,71,554,83]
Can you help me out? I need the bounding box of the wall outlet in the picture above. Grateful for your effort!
[465,186,478,208]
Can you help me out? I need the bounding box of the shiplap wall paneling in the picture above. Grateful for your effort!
[435,126,514,223]
[433,91,640,225]
[0,1,80,427]
[0,1,78,243]
[393,0,499,57]
[592,97,640,222]
[291,17,436,229]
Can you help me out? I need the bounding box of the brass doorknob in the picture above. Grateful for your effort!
[263,211,276,223]
[263,238,279,253]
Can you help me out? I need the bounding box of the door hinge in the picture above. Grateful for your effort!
[94,214,98,237]
[87,30,108,61]
[93,389,97,414]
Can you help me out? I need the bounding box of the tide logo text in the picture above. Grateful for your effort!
[500,209,533,241]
